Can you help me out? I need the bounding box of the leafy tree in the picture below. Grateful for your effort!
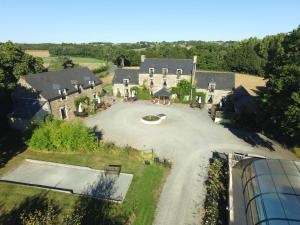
[0,41,45,133]
[224,41,264,75]
[259,26,300,145]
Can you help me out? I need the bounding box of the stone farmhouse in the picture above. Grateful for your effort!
[113,55,197,98]
[8,67,102,129]
[112,55,235,104]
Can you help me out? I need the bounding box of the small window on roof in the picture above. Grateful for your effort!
[89,80,95,89]
[162,68,168,75]
[149,68,155,75]
[176,69,183,76]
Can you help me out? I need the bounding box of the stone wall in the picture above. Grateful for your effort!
[112,83,138,97]
[49,85,102,120]
[139,73,191,93]
[197,88,232,104]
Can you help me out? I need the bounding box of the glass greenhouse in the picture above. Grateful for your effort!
[241,159,300,225]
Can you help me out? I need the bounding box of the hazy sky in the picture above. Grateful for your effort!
[1,0,299,43]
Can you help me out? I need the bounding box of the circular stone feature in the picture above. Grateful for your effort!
[141,115,162,125]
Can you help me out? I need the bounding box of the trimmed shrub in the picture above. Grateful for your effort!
[29,119,97,152]
[203,158,228,225]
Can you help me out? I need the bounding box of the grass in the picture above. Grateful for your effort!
[42,56,104,64]
[0,146,169,225]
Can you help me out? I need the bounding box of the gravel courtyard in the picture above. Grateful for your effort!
[85,102,296,225]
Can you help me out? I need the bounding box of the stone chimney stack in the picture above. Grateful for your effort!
[193,55,197,64]
[141,55,146,63]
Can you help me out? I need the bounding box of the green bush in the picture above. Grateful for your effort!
[131,86,151,100]
[74,96,90,109]
[92,64,109,74]
[203,158,228,225]
[29,119,97,152]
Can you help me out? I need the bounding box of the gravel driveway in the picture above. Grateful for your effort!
[85,102,296,225]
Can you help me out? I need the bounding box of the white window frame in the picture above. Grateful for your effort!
[59,89,67,101]
[59,106,68,119]
[176,69,183,75]
[89,80,95,89]
[162,68,168,75]
[149,68,155,74]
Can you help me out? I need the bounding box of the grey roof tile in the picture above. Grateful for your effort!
[112,69,139,84]
[195,71,235,90]
[140,58,194,75]
[24,67,102,100]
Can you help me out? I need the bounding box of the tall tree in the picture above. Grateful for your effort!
[259,26,300,145]
[0,41,45,133]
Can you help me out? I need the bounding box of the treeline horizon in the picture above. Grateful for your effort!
[16,25,299,77]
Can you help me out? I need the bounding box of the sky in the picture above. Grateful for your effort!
[0,0,300,43]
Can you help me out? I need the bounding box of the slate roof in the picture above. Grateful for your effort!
[112,69,139,84]
[154,88,171,97]
[140,58,194,75]
[24,67,102,101]
[10,99,47,119]
[195,71,235,90]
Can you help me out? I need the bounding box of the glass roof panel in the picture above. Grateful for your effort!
[288,175,300,195]
[261,193,286,219]
[272,174,294,194]
[279,193,300,220]
[268,220,289,225]
[267,160,284,175]
[254,160,269,175]
[281,160,300,176]
[257,175,276,193]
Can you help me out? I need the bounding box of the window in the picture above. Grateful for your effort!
[58,89,67,100]
[162,68,168,76]
[208,82,216,92]
[150,79,154,87]
[89,80,95,89]
[75,84,82,94]
[176,69,182,76]
[60,106,67,119]
[123,79,129,87]
[163,79,167,87]
[149,68,155,76]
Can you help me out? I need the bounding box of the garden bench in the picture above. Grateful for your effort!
[105,164,122,176]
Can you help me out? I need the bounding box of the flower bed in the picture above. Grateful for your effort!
[140,115,162,125]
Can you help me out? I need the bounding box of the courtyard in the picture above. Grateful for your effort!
[85,102,297,225]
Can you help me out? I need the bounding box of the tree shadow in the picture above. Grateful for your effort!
[0,131,28,168]
[0,193,61,225]
[228,127,275,151]
[72,175,129,225]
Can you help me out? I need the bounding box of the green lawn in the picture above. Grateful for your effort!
[42,56,105,64]
[0,147,169,225]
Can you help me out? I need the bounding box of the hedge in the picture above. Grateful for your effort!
[29,119,97,152]
[203,157,228,225]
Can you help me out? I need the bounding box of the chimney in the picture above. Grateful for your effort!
[193,55,197,64]
[141,55,146,63]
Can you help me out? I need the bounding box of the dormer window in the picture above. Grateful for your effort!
[89,80,95,89]
[176,69,183,78]
[75,84,82,94]
[123,79,129,87]
[149,68,155,77]
[162,68,168,77]
[208,81,216,92]
[58,89,67,100]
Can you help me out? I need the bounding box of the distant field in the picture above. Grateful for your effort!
[25,50,50,57]
[43,56,105,70]
[235,73,267,96]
